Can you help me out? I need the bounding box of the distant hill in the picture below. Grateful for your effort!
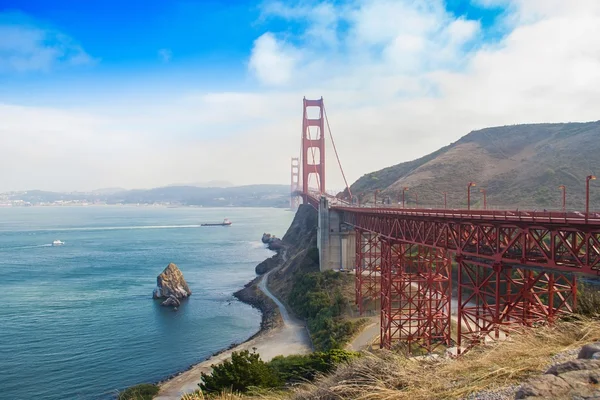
[5,184,290,208]
[108,184,289,207]
[164,180,234,188]
[349,121,600,210]
[91,187,127,195]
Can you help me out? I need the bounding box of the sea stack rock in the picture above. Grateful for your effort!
[153,263,192,307]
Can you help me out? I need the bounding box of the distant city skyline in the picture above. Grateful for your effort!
[1,1,600,192]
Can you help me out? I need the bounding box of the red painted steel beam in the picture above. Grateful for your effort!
[340,208,581,353]
[355,230,380,315]
[332,206,600,226]
[379,239,452,353]
[339,210,600,274]
[455,258,576,353]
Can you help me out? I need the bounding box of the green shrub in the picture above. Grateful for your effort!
[307,247,320,264]
[268,349,360,383]
[287,270,363,351]
[118,383,159,400]
[199,350,281,393]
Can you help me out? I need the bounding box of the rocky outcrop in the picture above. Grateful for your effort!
[233,276,282,333]
[516,342,600,399]
[269,205,319,302]
[261,233,273,243]
[153,263,192,307]
[256,255,281,275]
[262,233,284,251]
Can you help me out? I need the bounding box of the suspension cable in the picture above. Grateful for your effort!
[323,104,352,199]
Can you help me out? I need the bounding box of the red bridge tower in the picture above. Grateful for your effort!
[302,97,326,199]
[290,157,300,209]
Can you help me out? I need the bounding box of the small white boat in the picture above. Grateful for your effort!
[52,240,65,246]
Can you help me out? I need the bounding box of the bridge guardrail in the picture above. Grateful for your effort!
[302,192,600,225]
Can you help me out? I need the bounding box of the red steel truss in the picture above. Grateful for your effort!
[380,239,452,353]
[336,207,592,352]
[301,97,325,198]
[355,230,380,314]
[337,208,600,275]
[456,259,576,352]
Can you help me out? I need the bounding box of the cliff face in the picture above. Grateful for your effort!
[265,205,319,303]
[255,204,318,276]
[235,204,318,333]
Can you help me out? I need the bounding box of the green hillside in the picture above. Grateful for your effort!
[350,121,600,211]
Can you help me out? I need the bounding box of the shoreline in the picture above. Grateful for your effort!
[153,251,287,399]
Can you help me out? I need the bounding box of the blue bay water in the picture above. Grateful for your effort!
[0,206,293,400]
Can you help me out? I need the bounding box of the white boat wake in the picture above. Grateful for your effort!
[24,224,203,233]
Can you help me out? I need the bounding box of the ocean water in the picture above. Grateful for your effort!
[0,206,293,400]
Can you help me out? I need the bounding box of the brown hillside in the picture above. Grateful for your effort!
[350,121,600,210]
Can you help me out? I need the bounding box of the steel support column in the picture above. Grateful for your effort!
[355,229,380,315]
[380,241,452,354]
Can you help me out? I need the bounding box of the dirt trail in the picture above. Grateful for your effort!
[347,316,379,351]
[155,270,312,400]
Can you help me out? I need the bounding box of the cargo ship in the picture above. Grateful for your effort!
[201,218,232,227]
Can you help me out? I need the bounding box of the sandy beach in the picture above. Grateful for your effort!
[155,270,312,400]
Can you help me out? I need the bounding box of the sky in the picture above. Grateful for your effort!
[0,0,599,192]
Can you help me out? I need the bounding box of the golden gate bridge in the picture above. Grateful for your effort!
[291,97,600,355]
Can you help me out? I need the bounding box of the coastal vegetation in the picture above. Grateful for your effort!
[287,270,365,351]
[266,205,364,351]
[117,383,159,400]
[198,348,359,394]
[177,320,600,400]
[199,350,280,393]
[268,349,359,383]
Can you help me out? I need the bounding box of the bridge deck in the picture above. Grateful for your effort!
[332,205,600,226]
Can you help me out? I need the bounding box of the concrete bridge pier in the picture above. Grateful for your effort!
[317,196,355,271]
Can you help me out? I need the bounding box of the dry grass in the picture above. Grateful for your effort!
[180,388,285,400]
[181,392,244,400]
[289,318,600,400]
[177,319,600,400]
[577,284,600,318]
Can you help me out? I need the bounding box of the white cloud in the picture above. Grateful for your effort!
[2,1,600,193]
[248,33,299,85]
[240,0,600,191]
[0,15,94,73]
[261,1,340,47]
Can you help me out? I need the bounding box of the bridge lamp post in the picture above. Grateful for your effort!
[374,189,380,205]
[467,182,476,210]
[402,187,409,209]
[480,189,487,210]
[558,185,566,212]
[586,175,596,222]
[414,192,419,208]
[442,192,447,209]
